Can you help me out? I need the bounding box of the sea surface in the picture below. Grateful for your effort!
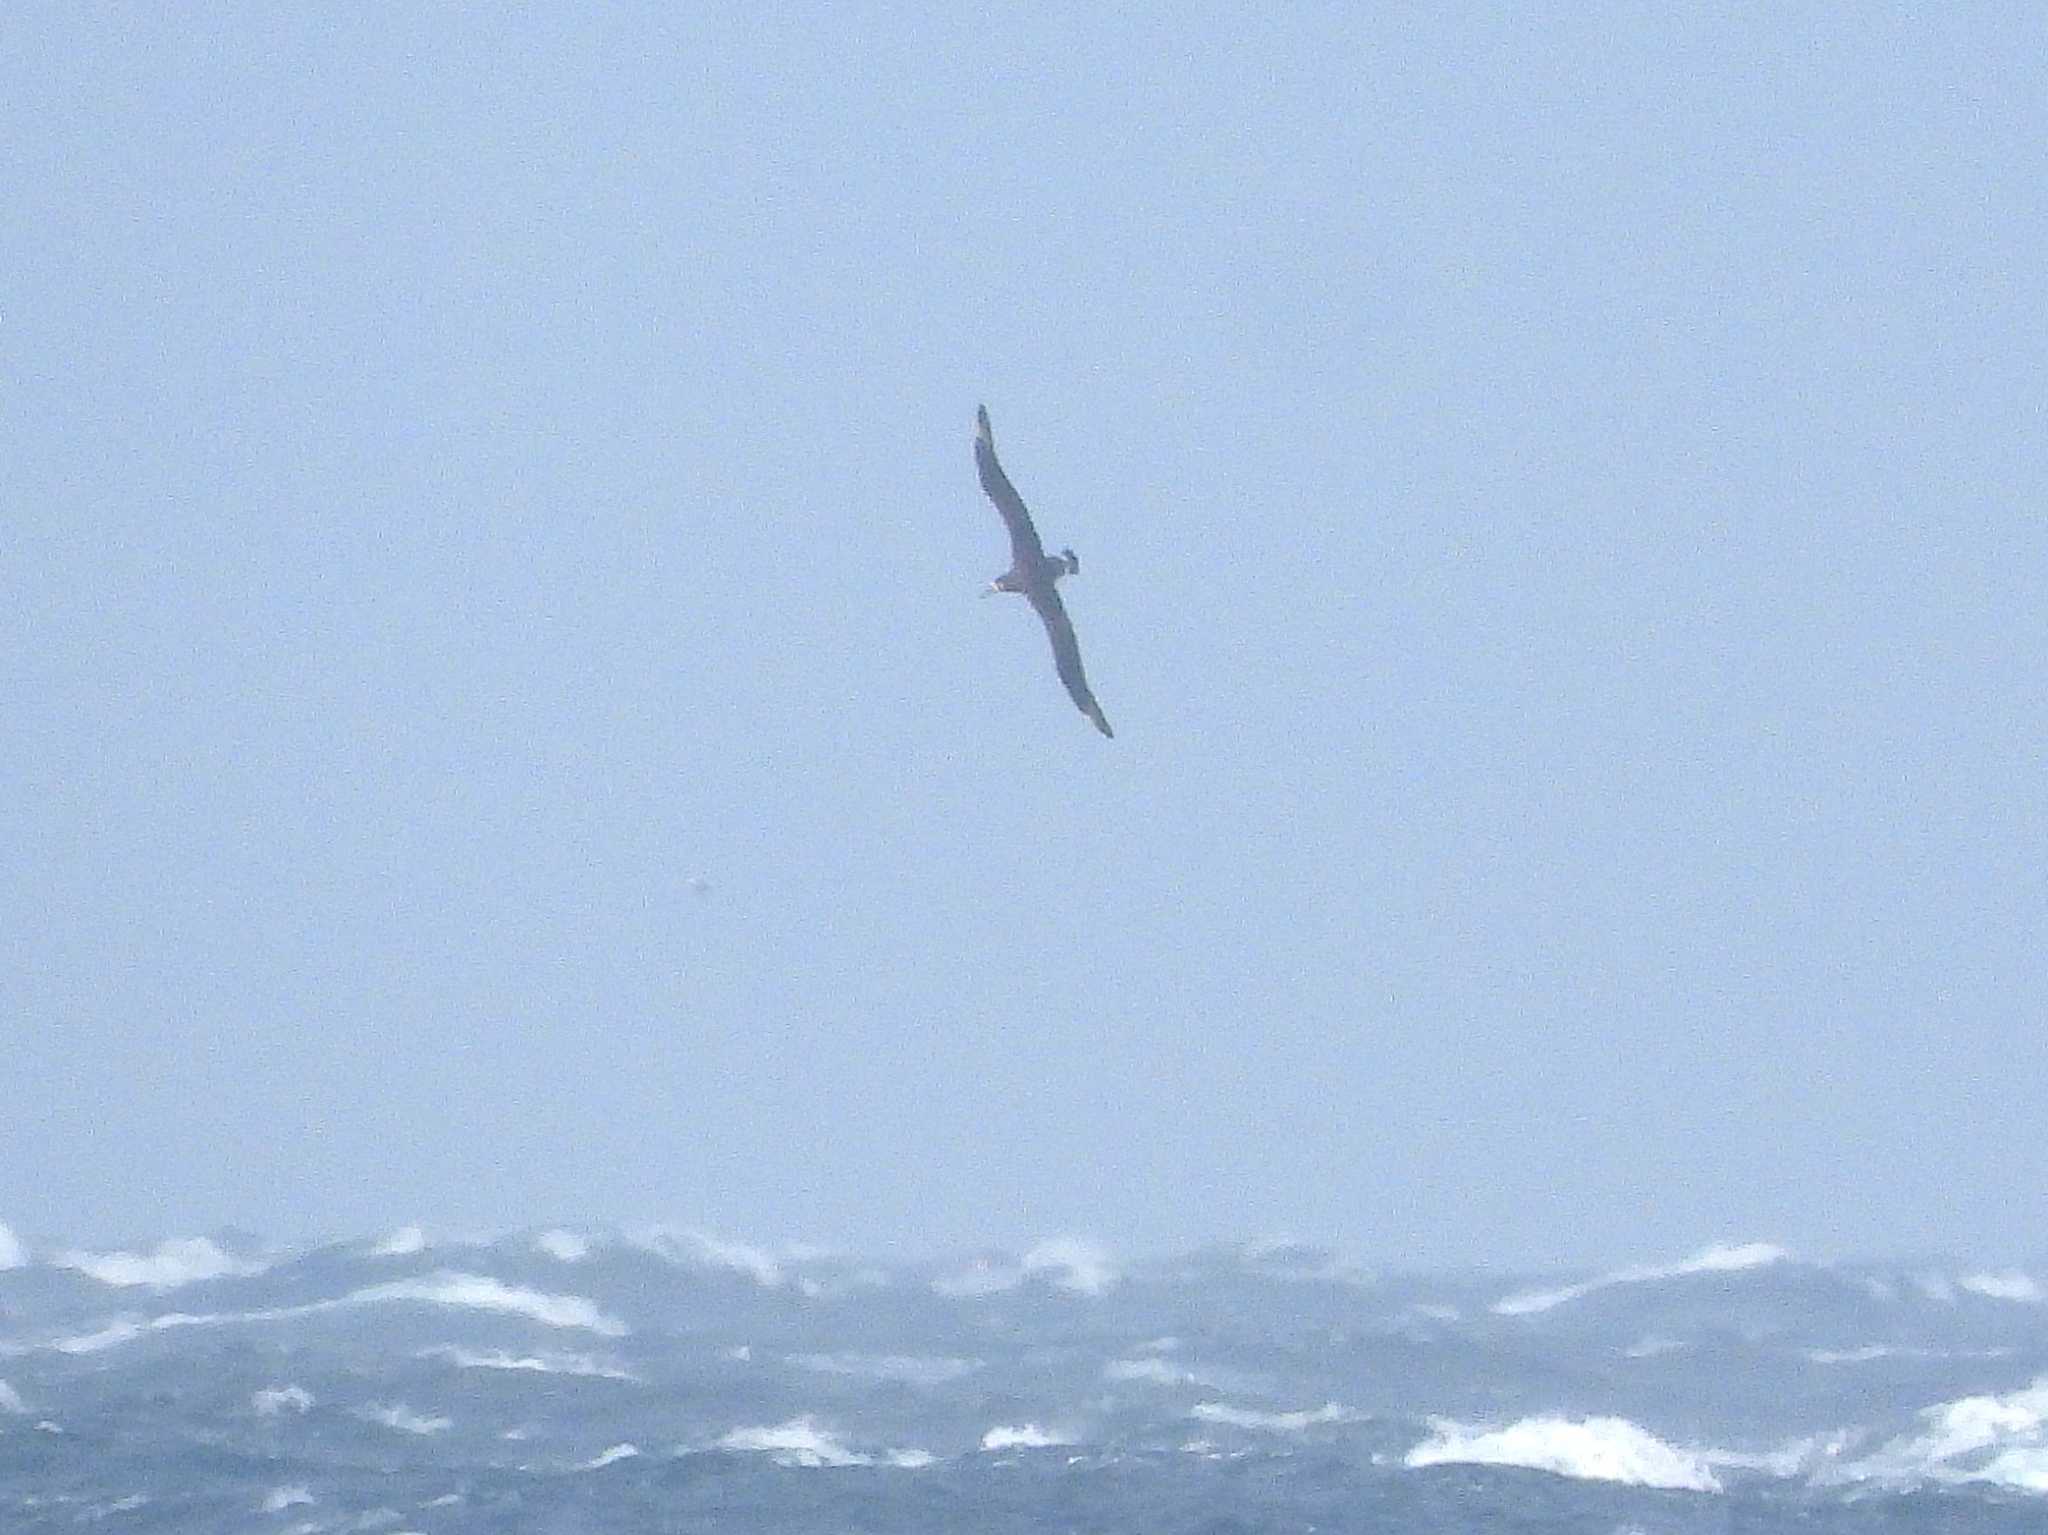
[4,1224,2047,1531]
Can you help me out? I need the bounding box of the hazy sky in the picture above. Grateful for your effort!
[4,6,2043,1268]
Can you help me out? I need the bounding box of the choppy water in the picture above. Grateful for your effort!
[4,1225,2046,1531]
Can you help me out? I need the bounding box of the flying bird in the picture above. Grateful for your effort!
[973,405,1114,738]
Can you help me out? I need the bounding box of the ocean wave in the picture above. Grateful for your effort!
[712,1415,936,1469]
[535,1229,591,1263]
[1405,1415,1723,1493]
[362,1402,452,1435]
[786,1352,980,1385]
[1836,1376,2048,1492]
[579,1443,639,1470]
[631,1228,784,1288]
[0,1222,24,1270]
[1959,1272,2044,1304]
[930,1257,1022,1297]
[981,1423,1072,1450]
[1493,1242,1788,1317]
[372,1225,428,1257]
[260,1485,314,1512]
[55,1237,266,1291]
[1022,1238,1119,1296]
[48,1270,625,1353]
[252,1385,313,1415]
[418,1345,637,1380]
[1190,1400,1351,1433]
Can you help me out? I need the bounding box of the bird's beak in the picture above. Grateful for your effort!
[980,584,998,597]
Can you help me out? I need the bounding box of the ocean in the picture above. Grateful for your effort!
[3,1225,2045,1531]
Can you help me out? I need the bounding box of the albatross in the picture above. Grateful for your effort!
[973,405,1114,738]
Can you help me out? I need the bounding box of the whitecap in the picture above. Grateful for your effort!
[418,1345,636,1381]
[1022,1237,1118,1296]
[718,1416,867,1467]
[1837,1376,2048,1489]
[0,1222,25,1269]
[1494,1242,1787,1316]
[347,1272,627,1336]
[1959,1271,2044,1304]
[253,1385,314,1415]
[579,1443,639,1470]
[362,1403,451,1435]
[372,1225,427,1258]
[980,1423,1071,1450]
[56,1237,264,1291]
[786,1352,978,1386]
[931,1258,1022,1297]
[1190,1401,1350,1433]
[535,1229,591,1263]
[52,1318,145,1354]
[261,1486,314,1512]
[1406,1415,1722,1493]
[0,1381,27,1414]
[632,1228,784,1287]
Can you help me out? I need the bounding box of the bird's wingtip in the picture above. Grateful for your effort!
[975,404,992,443]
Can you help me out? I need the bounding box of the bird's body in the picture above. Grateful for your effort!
[973,406,1113,738]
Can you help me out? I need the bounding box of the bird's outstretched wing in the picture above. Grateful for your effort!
[1028,585,1113,738]
[974,405,1046,569]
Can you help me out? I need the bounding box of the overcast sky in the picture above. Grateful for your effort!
[4,5,2043,1269]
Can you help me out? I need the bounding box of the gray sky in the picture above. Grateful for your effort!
[4,5,2043,1268]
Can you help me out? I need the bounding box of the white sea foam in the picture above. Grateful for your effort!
[1191,1401,1351,1433]
[931,1257,1022,1297]
[1624,1336,1689,1359]
[418,1345,637,1380]
[1494,1242,1788,1316]
[1105,1357,1204,1387]
[50,1271,624,1354]
[633,1228,784,1287]
[1914,1273,1958,1303]
[56,1237,264,1291]
[372,1226,427,1257]
[1406,1415,1723,1493]
[535,1230,591,1263]
[888,1448,938,1468]
[718,1416,867,1466]
[580,1443,639,1470]
[253,1385,314,1415]
[1237,1237,1371,1284]
[53,1318,145,1354]
[1838,1376,2048,1490]
[1022,1237,1118,1296]
[0,1222,25,1269]
[349,1272,627,1336]
[261,1486,314,1512]
[981,1423,1071,1450]
[0,1381,27,1414]
[1959,1271,2044,1304]
[787,1353,979,1385]
[362,1403,452,1435]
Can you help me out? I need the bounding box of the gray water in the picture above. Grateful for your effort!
[4,1228,2046,1531]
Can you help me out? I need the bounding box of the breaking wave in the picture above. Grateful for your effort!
[1493,1242,1788,1317]
[55,1237,265,1291]
[1835,1376,2048,1492]
[1406,1415,1723,1492]
[1189,1401,1351,1433]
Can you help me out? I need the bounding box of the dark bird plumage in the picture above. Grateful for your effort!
[973,406,1113,738]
